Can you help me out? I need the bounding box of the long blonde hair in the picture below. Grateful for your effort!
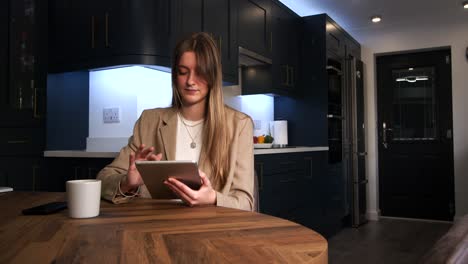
[171,32,230,187]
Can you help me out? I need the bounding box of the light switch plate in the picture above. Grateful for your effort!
[103,107,120,123]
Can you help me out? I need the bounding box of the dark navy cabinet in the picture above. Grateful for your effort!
[49,0,172,72]
[274,14,361,237]
[45,157,114,191]
[0,0,47,192]
[171,0,238,84]
[271,1,299,94]
[238,0,272,58]
[255,151,339,237]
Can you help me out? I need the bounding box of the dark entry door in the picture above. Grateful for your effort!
[377,49,454,221]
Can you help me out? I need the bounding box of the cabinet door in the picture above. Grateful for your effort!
[0,2,8,107]
[45,158,114,192]
[2,0,46,126]
[326,20,345,58]
[48,0,74,68]
[0,157,43,191]
[116,0,171,59]
[271,3,298,95]
[255,153,306,221]
[172,0,203,45]
[204,0,238,84]
[345,38,361,60]
[238,0,271,57]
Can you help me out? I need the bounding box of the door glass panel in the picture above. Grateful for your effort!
[9,0,36,110]
[392,67,436,141]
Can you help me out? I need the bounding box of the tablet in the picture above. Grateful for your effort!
[135,160,202,199]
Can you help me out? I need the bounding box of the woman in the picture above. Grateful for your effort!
[97,32,254,211]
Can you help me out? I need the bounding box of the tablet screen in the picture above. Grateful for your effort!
[135,160,201,199]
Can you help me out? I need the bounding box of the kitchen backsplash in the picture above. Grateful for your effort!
[87,66,273,152]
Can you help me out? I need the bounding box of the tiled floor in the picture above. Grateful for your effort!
[328,217,452,264]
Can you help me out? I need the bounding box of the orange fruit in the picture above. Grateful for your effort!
[258,135,265,143]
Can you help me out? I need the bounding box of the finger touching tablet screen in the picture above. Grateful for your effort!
[135,160,202,199]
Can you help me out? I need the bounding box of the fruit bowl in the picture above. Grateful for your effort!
[254,143,273,149]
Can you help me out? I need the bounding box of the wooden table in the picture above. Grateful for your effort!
[0,192,328,263]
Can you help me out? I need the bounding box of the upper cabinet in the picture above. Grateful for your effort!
[172,0,238,84]
[49,0,172,72]
[203,0,238,84]
[270,1,299,94]
[1,0,47,126]
[238,0,272,58]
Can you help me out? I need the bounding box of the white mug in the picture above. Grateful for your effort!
[66,179,101,218]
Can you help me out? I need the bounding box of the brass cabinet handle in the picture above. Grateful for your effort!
[7,140,28,144]
[280,178,297,183]
[105,12,109,47]
[32,166,39,192]
[257,162,264,191]
[270,32,273,51]
[91,16,95,48]
[33,85,41,119]
[290,66,295,86]
[281,65,288,85]
[73,167,80,180]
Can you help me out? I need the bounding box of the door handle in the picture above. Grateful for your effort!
[382,122,392,149]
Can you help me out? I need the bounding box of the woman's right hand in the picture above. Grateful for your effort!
[120,144,162,193]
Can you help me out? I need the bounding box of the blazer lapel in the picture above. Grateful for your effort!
[159,108,178,161]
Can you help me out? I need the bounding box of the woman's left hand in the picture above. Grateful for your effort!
[164,170,217,206]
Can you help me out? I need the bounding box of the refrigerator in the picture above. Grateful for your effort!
[349,58,368,227]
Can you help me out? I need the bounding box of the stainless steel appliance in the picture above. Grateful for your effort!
[348,57,368,227]
[327,55,368,228]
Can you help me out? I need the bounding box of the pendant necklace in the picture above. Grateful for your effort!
[179,113,204,149]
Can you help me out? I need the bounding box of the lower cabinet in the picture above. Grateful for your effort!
[0,157,44,191]
[45,157,114,192]
[255,151,344,238]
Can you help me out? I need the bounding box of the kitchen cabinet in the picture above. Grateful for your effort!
[49,0,172,72]
[270,1,299,94]
[0,157,44,191]
[45,158,114,191]
[203,0,239,84]
[171,0,238,84]
[240,1,298,96]
[1,0,47,126]
[238,0,272,58]
[0,0,47,192]
[255,151,340,237]
[274,14,362,236]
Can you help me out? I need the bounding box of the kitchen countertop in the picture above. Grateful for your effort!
[44,146,328,158]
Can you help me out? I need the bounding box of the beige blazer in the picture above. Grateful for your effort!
[97,106,255,211]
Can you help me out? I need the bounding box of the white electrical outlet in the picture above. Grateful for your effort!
[253,120,261,130]
[103,107,120,123]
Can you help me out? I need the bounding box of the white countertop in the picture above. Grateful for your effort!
[44,146,328,158]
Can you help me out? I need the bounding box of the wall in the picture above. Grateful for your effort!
[352,22,468,220]
[87,67,274,151]
[47,71,89,150]
[87,66,172,151]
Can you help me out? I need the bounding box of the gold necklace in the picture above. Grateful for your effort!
[178,113,204,149]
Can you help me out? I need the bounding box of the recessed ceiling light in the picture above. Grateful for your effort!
[371,15,382,23]
[464,1,468,9]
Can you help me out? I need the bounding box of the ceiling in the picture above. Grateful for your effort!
[279,0,468,38]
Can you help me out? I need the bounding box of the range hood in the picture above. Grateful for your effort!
[239,47,272,66]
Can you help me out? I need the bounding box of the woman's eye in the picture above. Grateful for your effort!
[178,68,188,75]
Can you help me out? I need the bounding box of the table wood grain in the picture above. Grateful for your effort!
[0,192,328,263]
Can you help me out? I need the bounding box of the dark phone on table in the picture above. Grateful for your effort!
[22,201,67,215]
